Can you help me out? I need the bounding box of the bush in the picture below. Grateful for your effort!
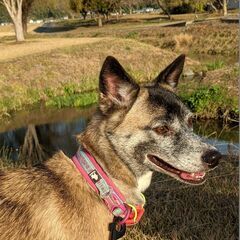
[181,85,238,119]
[170,3,194,14]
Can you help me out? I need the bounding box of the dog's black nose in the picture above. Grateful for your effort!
[202,150,221,168]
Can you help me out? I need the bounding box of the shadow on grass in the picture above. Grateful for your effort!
[34,25,80,33]
[33,16,170,34]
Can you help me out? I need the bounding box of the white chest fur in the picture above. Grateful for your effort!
[137,171,153,192]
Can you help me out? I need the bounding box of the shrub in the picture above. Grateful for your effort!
[181,85,237,119]
[170,3,194,14]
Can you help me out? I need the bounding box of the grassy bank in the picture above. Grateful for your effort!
[0,19,238,121]
[0,38,198,117]
[0,38,237,121]
[42,20,238,57]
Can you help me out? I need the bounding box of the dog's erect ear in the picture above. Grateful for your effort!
[154,54,185,89]
[99,56,139,112]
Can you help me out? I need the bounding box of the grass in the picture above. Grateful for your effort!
[0,16,238,121]
[45,20,238,57]
[206,59,225,71]
[0,38,199,118]
[180,85,238,121]
[0,37,237,120]
[0,37,103,61]
[45,88,98,108]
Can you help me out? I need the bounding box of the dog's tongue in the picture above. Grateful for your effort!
[179,172,205,181]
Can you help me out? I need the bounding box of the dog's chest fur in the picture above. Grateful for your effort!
[137,171,153,192]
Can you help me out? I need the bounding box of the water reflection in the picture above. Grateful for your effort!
[0,107,239,163]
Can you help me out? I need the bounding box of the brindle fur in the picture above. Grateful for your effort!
[0,55,219,240]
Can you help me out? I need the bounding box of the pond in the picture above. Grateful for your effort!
[0,105,239,163]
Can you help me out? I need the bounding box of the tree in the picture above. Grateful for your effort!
[156,0,172,19]
[69,0,91,19]
[0,3,10,22]
[219,0,228,16]
[1,0,25,41]
[205,0,230,16]
[89,0,118,27]
[31,0,71,19]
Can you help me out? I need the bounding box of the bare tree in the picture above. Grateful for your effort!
[156,0,171,19]
[206,0,229,16]
[1,0,25,41]
[219,0,228,16]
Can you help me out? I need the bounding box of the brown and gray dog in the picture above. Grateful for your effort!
[0,55,221,240]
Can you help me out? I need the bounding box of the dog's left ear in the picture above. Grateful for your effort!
[99,56,139,113]
[154,54,185,90]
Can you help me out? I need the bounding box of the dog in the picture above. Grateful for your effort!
[0,55,221,240]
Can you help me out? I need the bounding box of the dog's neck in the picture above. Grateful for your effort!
[78,120,146,205]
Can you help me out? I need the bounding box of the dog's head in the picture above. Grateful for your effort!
[96,55,221,185]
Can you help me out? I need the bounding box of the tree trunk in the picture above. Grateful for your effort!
[22,0,33,34]
[90,11,94,19]
[156,0,171,20]
[82,12,87,20]
[209,3,218,12]
[22,11,28,34]
[2,0,25,42]
[14,18,25,41]
[98,15,102,27]
[116,11,119,21]
[223,0,227,16]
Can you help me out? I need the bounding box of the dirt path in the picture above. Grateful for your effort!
[0,37,104,61]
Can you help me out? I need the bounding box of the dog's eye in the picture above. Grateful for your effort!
[188,117,193,128]
[153,126,170,135]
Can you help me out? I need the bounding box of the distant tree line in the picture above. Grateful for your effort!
[0,0,234,42]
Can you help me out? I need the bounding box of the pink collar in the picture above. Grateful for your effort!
[72,148,145,226]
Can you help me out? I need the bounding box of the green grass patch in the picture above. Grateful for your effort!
[205,59,225,71]
[126,31,139,39]
[45,84,98,108]
[180,85,238,119]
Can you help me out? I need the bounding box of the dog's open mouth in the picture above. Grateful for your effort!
[148,155,206,184]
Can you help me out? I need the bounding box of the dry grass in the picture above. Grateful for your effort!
[0,18,237,119]
[63,21,237,56]
[0,23,41,37]
[173,33,193,52]
[0,37,103,61]
[202,65,239,95]
[0,38,199,116]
